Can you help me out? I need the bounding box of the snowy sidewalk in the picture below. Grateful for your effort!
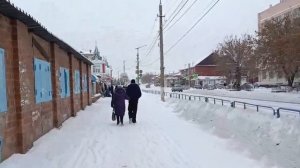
[0,94,266,168]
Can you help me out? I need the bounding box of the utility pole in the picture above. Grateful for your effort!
[135,45,147,85]
[158,0,165,102]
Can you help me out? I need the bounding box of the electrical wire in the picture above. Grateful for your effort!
[164,0,199,32]
[164,0,190,30]
[165,0,221,55]
[165,0,186,23]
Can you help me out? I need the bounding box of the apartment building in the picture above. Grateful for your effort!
[257,0,300,85]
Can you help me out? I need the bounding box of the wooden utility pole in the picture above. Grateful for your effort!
[158,0,165,102]
[135,45,146,85]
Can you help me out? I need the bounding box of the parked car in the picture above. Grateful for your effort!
[171,84,183,92]
[203,84,215,90]
[241,83,254,91]
[215,83,225,89]
[194,84,202,89]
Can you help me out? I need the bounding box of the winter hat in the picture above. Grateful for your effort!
[131,79,136,84]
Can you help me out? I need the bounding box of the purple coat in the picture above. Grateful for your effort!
[112,87,128,116]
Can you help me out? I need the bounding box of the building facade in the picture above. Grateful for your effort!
[258,0,300,86]
[0,1,94,161]
[82,47,112,83]
[193,53,225,86]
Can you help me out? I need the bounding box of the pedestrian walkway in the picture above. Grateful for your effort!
[0,94,265,168]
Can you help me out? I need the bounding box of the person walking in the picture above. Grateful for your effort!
[126,79,142,123]
[111,86,127,125]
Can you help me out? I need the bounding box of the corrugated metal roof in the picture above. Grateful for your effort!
[0,0,93,65]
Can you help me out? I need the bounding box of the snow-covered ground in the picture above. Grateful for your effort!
[0,93,291,168]
[167,97,300,168]
[142,85,300,113]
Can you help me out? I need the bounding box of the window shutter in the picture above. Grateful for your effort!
[64,69,70,97]
[0,49,7,112]
[34,58,52,103]
[60,68,65,98]
[34,58,42,103]
[44,62,52,101]
[47,64,52,101]
[74,70,80,94]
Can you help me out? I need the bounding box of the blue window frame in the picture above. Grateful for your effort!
[34,58,52,103]
[82,73,87,92]
[59,67,70,98]
[0,48,7,112]
[74,70,80,94]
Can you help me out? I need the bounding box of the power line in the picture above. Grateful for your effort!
[164,0,190,30]
[165,0,186,24]
[164,0,182,15]
[147,16,158,40]
[143,0,187,60]
[141,57,160,67]
[144,0,189,58]
[164,0,199,32]
[145,33,159,57]
[165,0,221,55]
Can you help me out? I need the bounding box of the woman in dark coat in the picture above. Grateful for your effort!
[111,86,128,125]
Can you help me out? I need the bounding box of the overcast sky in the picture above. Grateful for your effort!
[10,0,279,78]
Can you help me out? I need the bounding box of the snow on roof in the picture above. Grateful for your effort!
[197,76,225,80]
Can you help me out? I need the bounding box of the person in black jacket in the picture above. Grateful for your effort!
[126,79,142,123]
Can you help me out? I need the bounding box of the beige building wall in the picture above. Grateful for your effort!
[257,0,300,86]
[258,0,300,24]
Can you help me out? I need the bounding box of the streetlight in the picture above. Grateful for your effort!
[135,45,147,85]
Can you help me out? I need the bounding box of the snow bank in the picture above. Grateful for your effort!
[167,98,300,168]
[142,85,300,104]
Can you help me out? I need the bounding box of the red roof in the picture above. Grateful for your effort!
[196,53,218,66]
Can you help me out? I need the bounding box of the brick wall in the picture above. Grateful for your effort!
[0,13,92,161]
[81,63,89,108]
[0,14,18,160]
[195,66,221,76]
[54,44,72,125]
[71,57,82,113]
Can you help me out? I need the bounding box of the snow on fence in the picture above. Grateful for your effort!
[142,89,300,118]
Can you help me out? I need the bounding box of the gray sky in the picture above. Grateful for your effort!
[11,0,278,78]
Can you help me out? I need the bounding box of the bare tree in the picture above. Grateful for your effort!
[216,35,256,90]
[141,73,154,84]
[256,15,300,87]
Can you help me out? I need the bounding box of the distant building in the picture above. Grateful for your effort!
[82,46,112,83]
[193,53,225,86]
[257,0,300,86]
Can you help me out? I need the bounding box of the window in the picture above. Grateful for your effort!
[59,67,70,98]
[296,70,300,78]
[262,70,267,79]
[0,49,7,112]
[34,58,52,103]
[74,70,81,94]
[277,70,283,79]
[82,73,87,92]
[269,71,274,79]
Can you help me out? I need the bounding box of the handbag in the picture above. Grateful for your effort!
[112,109,116,121]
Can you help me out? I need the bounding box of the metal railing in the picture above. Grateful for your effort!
[232,101,277,117]
[142,89,300,118]
[277,108,300,118]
